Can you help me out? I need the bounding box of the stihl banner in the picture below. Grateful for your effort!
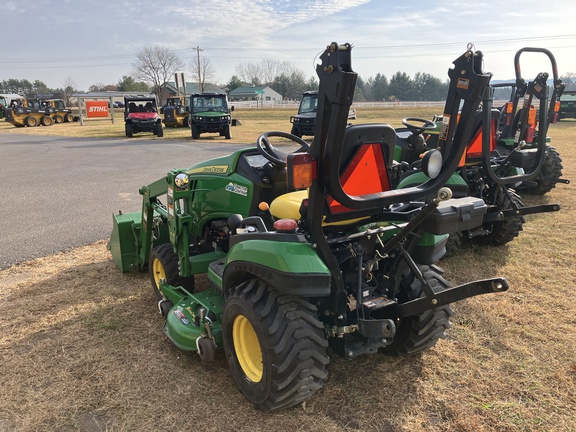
[86,100,109,118]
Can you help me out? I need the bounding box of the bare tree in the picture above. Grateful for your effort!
[61,76,76,107]
[260,59,293,86]
[235,59,297,87]
[133,46,185,97]
[190,54,216,93]
[235,62,263,86]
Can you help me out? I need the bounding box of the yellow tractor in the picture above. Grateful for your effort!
[160,95,190,127]
[38,98,74,123]
[4,97,54,127]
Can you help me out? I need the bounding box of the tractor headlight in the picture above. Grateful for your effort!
[421,149,443,179]
[175,173,189,191]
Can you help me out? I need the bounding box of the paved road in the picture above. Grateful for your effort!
[0,134,244,269]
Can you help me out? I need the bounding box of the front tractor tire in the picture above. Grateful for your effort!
[156,122,163,137]
[148,243,195,300]
[222,279,329,412]
[383,265,454,356]
[125,123,133,138]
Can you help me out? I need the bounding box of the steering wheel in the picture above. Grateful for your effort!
[402,117,437,135]
[256,131,310,167]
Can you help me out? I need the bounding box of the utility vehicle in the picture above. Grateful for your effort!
[109,42,508,411]
[124,96,163,138]
[559,90,576,119]
[290,90,356,138]
[190,92,233,139]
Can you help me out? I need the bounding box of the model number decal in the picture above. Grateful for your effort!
[457,78,470,89]
[225,182,248,196]
[439,114,451,141]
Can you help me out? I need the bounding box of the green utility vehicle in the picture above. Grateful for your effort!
[109,42,508,411]
[190,92,233,139]
[559,90,576,119]
[290,90,356,138]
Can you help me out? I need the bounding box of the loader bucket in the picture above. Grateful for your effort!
[108,212,142,272]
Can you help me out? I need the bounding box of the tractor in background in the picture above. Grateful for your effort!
[3,96,55,127]
[34,97,74,124]
[161,95,190,128]
[393,47,563,251]
[493,48,568,195]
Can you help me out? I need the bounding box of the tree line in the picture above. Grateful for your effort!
[3,44,576,104]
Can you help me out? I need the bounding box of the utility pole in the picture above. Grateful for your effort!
[195,46,204,93]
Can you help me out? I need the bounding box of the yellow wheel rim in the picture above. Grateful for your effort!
[232,315,263,382]
[152,258,166,289]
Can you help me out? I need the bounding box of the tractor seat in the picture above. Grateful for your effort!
[270,189,369,226]
[270,123,396,226]
[270,190,307,221]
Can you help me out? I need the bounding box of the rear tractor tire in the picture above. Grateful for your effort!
[472,188,524,246]
[156,123,163,137]
[125,123,133,138]
[53,114,64,124]
[64,113,74,122]
[383,264,454,356]
[148,243,195,300]
[222,279,329,411]
[521,146,563,195]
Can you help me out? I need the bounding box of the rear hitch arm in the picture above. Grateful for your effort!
[398,278,509,317]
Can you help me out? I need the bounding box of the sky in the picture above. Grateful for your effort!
[3,0,576,92]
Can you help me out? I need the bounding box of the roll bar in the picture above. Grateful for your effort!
[313,43,492,210]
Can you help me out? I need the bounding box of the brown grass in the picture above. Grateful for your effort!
[0,106,435,143]
[1,110,575,431]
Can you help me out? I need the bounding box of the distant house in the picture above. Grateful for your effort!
[228,86,283,103]
[161,82,225,104]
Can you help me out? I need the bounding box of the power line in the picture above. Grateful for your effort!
[2,34,575,65]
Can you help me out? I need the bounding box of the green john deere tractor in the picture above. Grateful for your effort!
[109,42,509,411]
[492,47,569,195]
[393,47,563,251]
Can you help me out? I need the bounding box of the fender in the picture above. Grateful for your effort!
[223,239,332,297]
[397,171,467,191]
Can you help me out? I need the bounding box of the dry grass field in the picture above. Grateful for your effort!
[0,108,575,431]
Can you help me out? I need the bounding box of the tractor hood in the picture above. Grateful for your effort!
[192,111,230,118]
